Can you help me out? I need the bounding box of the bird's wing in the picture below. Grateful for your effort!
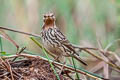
[54,28,71,45]
[54,28,81,52]
[54,28,76,52]
[54,28,87,66]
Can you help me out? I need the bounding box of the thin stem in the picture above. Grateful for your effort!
[0,37,3,52]
[29,37,104,79]
[3,53,105,79]
[30,37,60,80]
[83,49,120,70]
[42,47,60,80]
[0,26,41,37]
[71,57,80,79]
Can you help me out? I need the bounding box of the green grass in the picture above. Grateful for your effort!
[0,0,120,79]
[30,37,60,80]
[0,37,3,52]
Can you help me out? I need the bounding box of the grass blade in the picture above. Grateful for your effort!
[0,37,3,52]
[71,57,80,79]
[30,37,60,80]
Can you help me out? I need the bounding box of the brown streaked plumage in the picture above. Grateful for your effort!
[41,13,87,66]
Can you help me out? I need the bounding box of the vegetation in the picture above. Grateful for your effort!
[0,0,120,80]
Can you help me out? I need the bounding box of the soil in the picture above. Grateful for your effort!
[0,57,68,80]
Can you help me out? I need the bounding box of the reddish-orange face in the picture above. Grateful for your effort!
[43,13,55,26]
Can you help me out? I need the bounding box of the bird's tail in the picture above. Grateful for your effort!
[73,54,87,66]
[71,44,87,66]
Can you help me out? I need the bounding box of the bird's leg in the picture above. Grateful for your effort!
[59,61,66,75]
[63,53,73,64]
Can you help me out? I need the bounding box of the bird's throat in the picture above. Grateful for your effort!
[43,20,55,30]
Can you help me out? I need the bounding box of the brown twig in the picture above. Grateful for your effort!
[2,53,104,79]
[0,58,14,80]
[79,47,98,50]
[6,60,14,80]
[0,26,41,37]
[82,49,120,70]
[76,44,120,71]
[59,62,66,75]
[12,47,26,61]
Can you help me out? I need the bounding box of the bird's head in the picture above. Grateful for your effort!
[43,13,56,29]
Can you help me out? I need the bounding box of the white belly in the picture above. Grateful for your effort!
[43,40,63,57]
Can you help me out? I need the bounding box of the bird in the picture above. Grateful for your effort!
[40,13,87,66]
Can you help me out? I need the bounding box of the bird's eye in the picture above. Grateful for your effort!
[44,15,47,18]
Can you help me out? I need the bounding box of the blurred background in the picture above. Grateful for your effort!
[0,0,120,79]
[0,0,120,56]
